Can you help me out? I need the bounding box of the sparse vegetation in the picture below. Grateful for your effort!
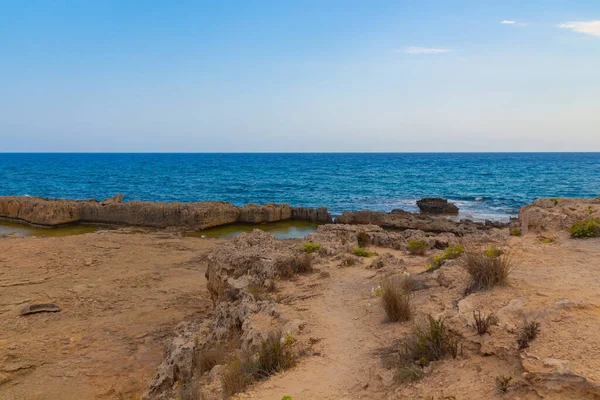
[302,242,321,254]
[495,375,513,393]
[340,255,359,267]
[352,247,375,257]
[356,231,369,248]
[483,245,503,258]
[588,207,594,215]
[394,364,423,383]
[510,227,522,237]
[551,198,559,205]
[569,218,600,238]
[461,243,514,294]
[428,244,464,271]
[400,315,461,364]
[381,277,411,322]
[517,321,540,350]
[472,311,497,335]
[407,239,428,256]
[221,331,296,396]
[539,235,557,244]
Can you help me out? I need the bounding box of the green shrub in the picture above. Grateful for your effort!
[569,218,600,238]
[407,239,428,256]
[461,244,514,294]
[510,228,522,237]
[428,244,464,271]
[483,245,503,258]
[221,354,254,396]
[302,242,321,253]
[356,231,369,248]
[381,277,411,322]
[352,247,375,257]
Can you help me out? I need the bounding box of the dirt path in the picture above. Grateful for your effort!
[242,261,407,400]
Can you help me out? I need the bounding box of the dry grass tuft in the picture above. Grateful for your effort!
[517,321,540,349]
[356,231,369,248]
[400,315,461,363]
[495,375,513,393]
[381,277,412,322]
[461,242,515,294]
[472,311,497,335]
[196,347,229,374]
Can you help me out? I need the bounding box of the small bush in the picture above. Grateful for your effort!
[428,244,464,271]
[510,228,522,237]
[517,321,540,350]
[407,239,428,256]
[539,235,557,244]
[461,244,514,294]
[588,207,594,215]
[356,231,369,248]
[551,198,559,205]
[302,242,321,254]
[340,255,359,267]
[381,277,411,322]
[483,245,503,258]
[394,364,423,383]
[221,355,253,396]
[569,218,600,238]
[495,375,513,393]
[400,315,461,363]
[255,332,295,378]
[352,247,375,257]
[472,311,497,335]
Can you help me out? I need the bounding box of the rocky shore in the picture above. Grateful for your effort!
[2,197,599,400]
[0,195,332,229]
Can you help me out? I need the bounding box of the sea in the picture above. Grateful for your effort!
[1,153,599,222]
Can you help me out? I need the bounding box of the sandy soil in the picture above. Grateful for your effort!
[0,231,221,400]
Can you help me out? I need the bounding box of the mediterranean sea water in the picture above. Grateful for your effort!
[1,153,599,222]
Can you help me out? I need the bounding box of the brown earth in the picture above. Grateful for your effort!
[0,230,221,400]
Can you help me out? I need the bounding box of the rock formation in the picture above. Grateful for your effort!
[519,197,600,235]
[0,196,332,229]
[416,197,459,214]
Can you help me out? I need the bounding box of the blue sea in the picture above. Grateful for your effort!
[1,153,599,222]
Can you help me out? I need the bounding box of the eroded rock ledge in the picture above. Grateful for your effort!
[0,195,332,229]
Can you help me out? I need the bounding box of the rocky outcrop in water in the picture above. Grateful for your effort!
[416,197,459,214]
[0,196,332,229]
[334,209,502,235]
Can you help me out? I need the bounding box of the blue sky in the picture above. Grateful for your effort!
[1,0,599,152]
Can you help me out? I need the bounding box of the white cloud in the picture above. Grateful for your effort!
[558,20,600,37]
[404,47,451,54]
[501,20,516,25]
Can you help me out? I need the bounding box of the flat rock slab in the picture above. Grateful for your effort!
[20,303,61,316]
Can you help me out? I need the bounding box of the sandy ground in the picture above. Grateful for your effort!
[239,235,600,399]
[0,231,221,400]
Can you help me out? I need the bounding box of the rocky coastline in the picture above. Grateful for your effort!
[0,195,507,234]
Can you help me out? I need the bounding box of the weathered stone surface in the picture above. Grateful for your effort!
[0,196,331,229]
[416,198,459,214]
[519,197,600,235]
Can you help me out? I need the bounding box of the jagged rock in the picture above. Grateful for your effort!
[519,197,600,235]
[417,198,459,214]
[0,196,330,229]
[101,193,124,205]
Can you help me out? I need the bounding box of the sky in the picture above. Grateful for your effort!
[1,0,599,152]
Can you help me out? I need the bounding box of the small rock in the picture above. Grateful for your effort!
[19,303,61,316]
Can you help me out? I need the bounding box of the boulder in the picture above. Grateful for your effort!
[519,198,600,235]
[416,198,459,214]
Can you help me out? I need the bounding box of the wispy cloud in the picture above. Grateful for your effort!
[557,20,600,37]
[501,20,516,25]
[404,47,451,54]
